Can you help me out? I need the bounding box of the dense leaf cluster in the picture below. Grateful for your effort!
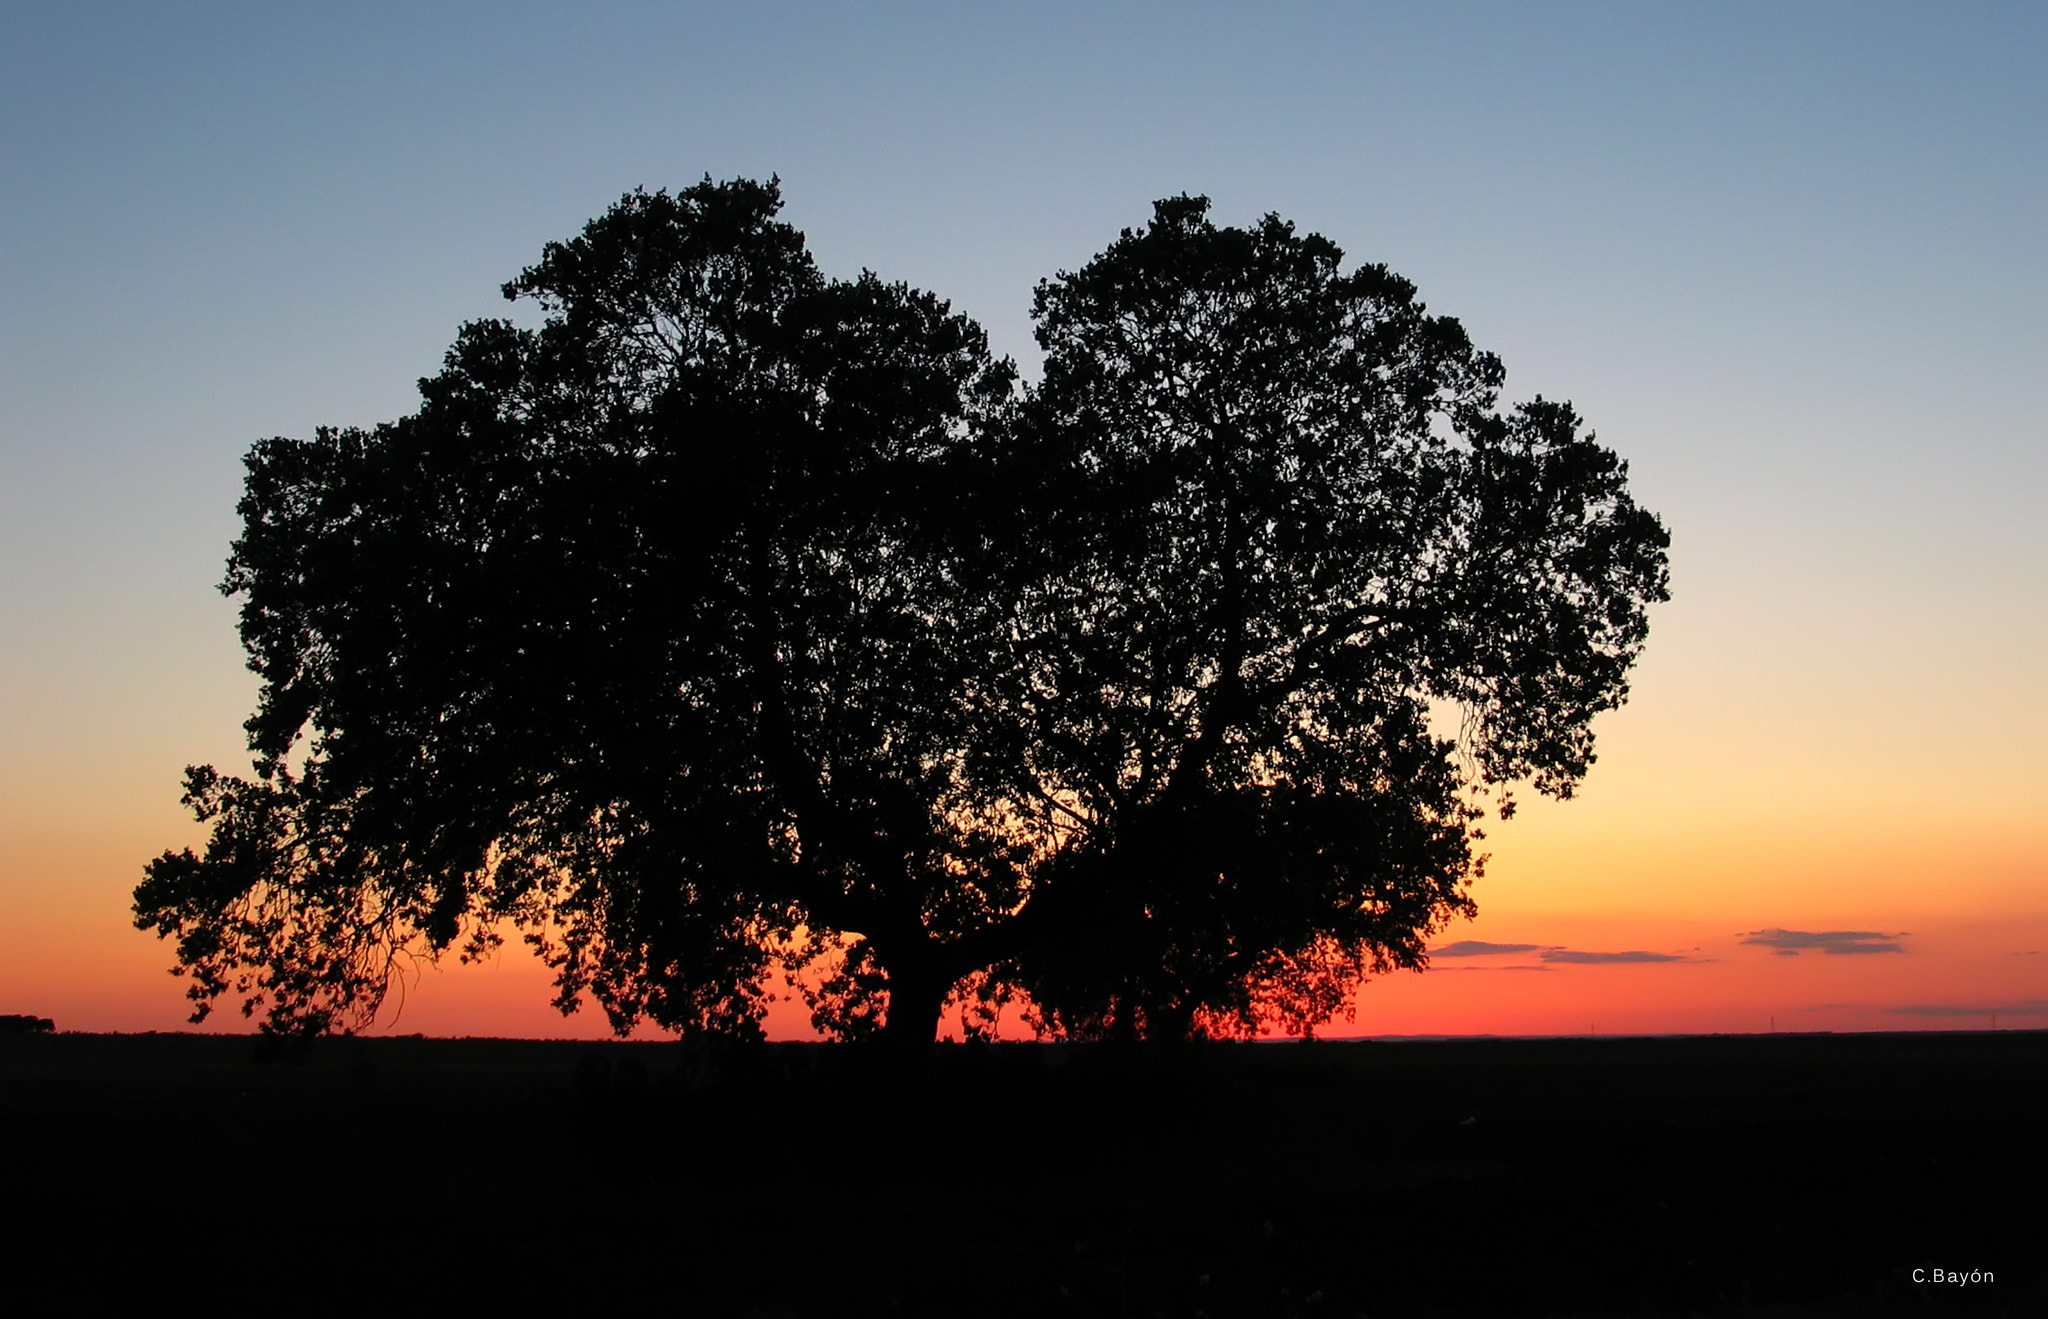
[137,179,1668,1042]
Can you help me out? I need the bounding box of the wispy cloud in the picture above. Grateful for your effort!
[1739,928,1907,956]
[1430,940,1542,958]
[1889,1001,2048,1018]
[1432,964,1553,973]
[1429,940,1696,965]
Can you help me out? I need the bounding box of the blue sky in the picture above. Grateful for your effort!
[3,2,2043,1032]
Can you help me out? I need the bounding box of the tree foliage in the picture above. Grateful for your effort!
[137,180,1668,1043]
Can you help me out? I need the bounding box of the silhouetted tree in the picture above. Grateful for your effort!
[136,181,1667,1045]
[980,198,1669,1039]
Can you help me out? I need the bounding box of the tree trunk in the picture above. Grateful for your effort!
[877,959,948,1054]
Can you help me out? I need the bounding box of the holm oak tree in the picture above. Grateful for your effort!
[137,180,1668,1045]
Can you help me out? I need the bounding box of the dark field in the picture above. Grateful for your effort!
[2,1031,2040,1316]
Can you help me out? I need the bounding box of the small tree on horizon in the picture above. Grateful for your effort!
[135,179,1669,1045]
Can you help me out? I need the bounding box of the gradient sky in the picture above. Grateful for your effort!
[3,1,2042,1038]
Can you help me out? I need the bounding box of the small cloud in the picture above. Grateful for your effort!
[1540,949,1687,965]
[1433,963,1553,973]
[1889,1001,2048,1019]
[1430,940,1542,958]
[1739,928,1907,956]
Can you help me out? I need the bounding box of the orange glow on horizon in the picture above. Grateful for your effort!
[6,656,2042,1041]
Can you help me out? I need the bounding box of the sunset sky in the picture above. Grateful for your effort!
[3,2,2042,1039]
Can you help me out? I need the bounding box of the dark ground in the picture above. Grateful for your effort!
[1,1030,2040,1316]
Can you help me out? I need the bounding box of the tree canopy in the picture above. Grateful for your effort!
[136,179,1668,1044]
